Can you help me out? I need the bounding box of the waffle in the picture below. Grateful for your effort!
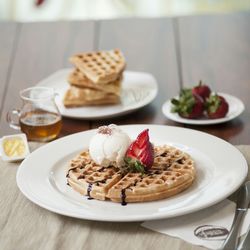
[67,151,122,200]
[66,145,196,203]
[69,49,126,84]
[63,86,120,107]
[68,69,122,96]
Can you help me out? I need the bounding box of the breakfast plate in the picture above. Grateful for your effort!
[16,125,247,222]
[162,93,245,125]
[37,69,158,119]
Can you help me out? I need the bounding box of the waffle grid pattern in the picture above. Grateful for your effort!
[66,145,196,203]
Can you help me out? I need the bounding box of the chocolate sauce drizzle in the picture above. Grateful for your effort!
[154,170,161,174]
[86,179,107,200]
[95,180,106,186]
[121,189,127,206]
[77,174,85,180]
[97,167,105,172]
[66,170,72,185]
[120,173,146,206]
[87,183,93,200]
[66,169,73,178]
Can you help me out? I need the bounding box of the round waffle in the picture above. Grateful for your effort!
[66,145,196,204]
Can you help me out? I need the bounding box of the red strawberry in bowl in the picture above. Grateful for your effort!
[171,89,204,119]
[125,129,154,173]
[192,81,211,101]
[206,94,229,119]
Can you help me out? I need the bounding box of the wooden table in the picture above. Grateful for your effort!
[0,13,250,250]
[0,12,250,143]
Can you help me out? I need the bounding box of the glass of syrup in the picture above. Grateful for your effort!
[6,87,62,142]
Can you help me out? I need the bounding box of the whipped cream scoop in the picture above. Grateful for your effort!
[89,124,131,167]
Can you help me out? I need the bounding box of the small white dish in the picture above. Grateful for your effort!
[162,93,245,125]
[16,125,247,222]
[37,69,158,120]
[0,133,30,162]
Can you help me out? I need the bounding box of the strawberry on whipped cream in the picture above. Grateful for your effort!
[89,124,131,167]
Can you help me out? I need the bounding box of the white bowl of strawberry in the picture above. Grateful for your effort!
[162,81,245,125]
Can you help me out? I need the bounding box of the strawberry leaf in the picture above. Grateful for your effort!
[171,99,180,105]
[134,161,145,173]
[123,157,145,174]
[206,94,221,113]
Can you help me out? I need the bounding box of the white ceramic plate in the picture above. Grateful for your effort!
[16,125,247,222]
[37,69,158,119]
[162,93,245,125]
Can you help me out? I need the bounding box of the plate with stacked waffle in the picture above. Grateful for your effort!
[37,49,158,119]
[16,125,247,222]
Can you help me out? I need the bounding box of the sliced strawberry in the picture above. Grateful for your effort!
[139,142,153,166]
[126,142,139,158]
[171,89,204,119]
[125,129,154,172]
[192,80,211,101]
[206,94,229,119]
[136,129,149,148]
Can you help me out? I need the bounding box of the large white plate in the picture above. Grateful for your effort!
[37,69,158,119]
[162,93,245,125]
[16,125,247,222]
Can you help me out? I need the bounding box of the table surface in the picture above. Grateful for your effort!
[0,12,250,250]
[0,12,250,143]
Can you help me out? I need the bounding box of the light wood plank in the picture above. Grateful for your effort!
[0,21,95,136]
[91,18,180,128]
[0,22,19,120]
[177,13,250,144]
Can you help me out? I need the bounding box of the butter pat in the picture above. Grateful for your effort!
[3,137,25,157]
[0,134,30,162]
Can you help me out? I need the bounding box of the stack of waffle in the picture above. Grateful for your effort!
[63,49,126,107]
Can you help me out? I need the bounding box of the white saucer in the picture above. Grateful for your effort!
[162,93,244,125]
[37,69,158,120]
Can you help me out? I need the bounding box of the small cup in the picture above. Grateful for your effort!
[0,133,30,162]
[6,87,62,142]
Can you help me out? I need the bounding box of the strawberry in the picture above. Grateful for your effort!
[171,89,204,119]
[192,81,211,101]
[35,0,45,6]
[206,94,229,119]
[125,129,154,173]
